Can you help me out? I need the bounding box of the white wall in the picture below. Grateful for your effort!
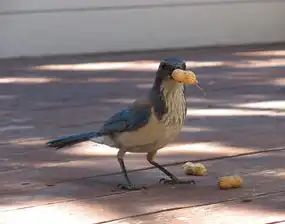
[1,0,285,58]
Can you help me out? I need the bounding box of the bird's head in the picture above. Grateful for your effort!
[156,58,198,84]
[153,58,204,94]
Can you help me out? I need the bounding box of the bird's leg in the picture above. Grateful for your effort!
[117,150,146,191]
[147,152,195,185]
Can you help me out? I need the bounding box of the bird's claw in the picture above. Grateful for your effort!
[117,183,147,191]
[159,178,196,185]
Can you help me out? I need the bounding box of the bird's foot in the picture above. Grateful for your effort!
[159,178,196,185]
[117,183,147,191]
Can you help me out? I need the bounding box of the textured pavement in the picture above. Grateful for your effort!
[0,43,285,224]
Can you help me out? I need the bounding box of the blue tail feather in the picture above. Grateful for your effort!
[46,131,99,149]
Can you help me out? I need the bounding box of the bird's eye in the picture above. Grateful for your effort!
[160,62,166,69]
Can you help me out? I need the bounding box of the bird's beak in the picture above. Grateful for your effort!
[172,69,206,96]
[171,69,198,85]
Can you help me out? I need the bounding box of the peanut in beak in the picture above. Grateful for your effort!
[172,69,197,85]
[172,69,206,96]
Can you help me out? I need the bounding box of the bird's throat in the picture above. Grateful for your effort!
[151,79,186,121]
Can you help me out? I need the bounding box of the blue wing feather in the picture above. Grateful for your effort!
[47,101,152,149]
[98,106,152,135]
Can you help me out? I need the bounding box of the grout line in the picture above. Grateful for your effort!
[1,180,285,215]
[52,145,285,184]
[0,145,284,196]
[93,190,285,224]
[0,189,135,213]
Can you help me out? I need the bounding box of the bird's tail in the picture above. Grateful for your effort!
[46,131,100,149]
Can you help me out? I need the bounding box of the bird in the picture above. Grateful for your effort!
[46,58,201,190]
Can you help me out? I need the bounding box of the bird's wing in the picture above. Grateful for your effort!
[98,99,152,135]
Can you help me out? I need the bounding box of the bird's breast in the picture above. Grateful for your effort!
[159,88,187,145]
